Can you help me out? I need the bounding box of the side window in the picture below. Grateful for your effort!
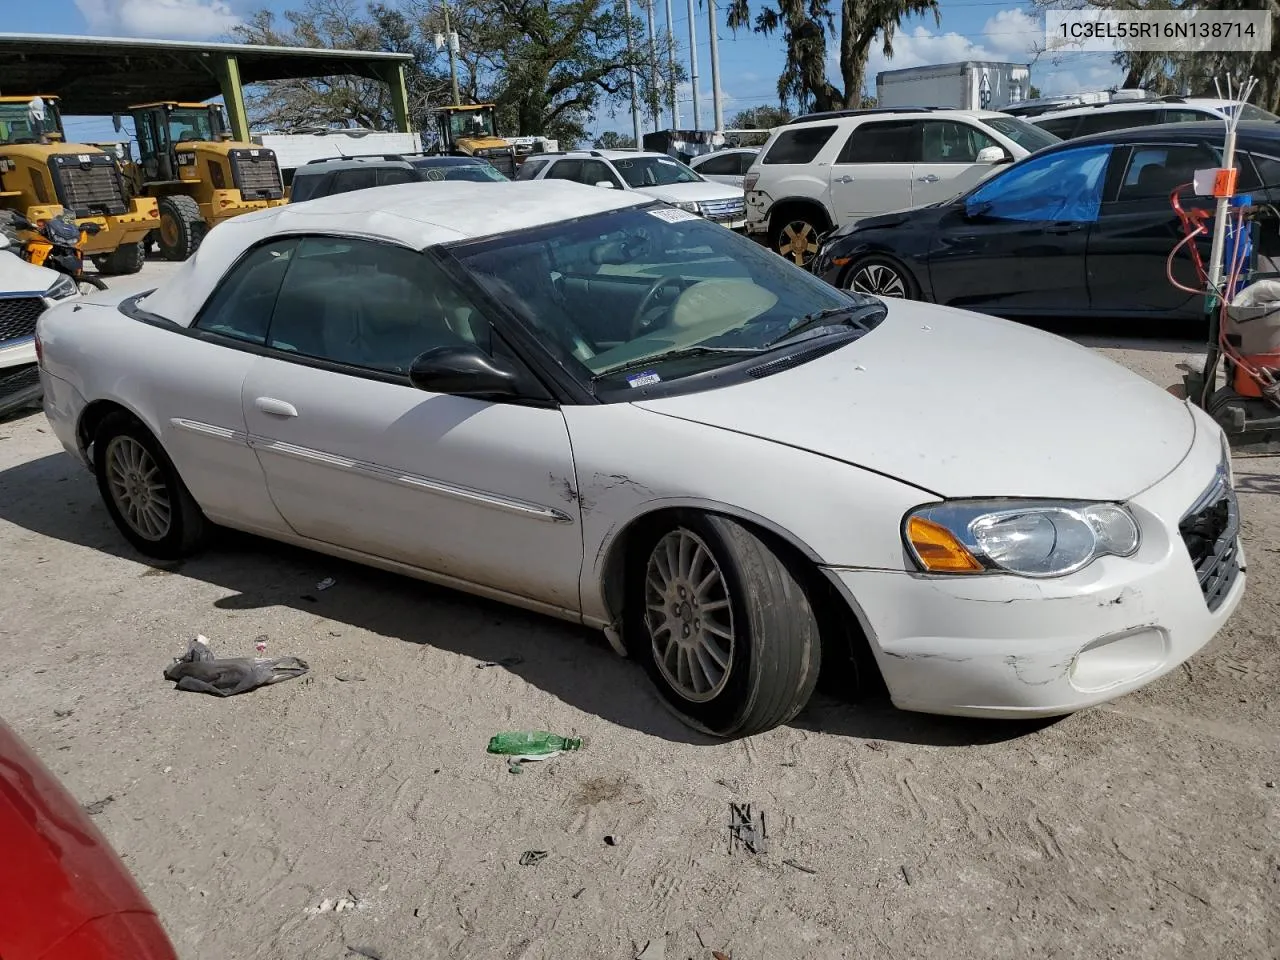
[578,159,621,187]
[377,166,418,187]
[266,237,490,375]
[1076,109,1160,136]
[194,239,299,344]
[1162,109,1215,124]
[762,126,837,165]
[837,121,918,164]
[919,121,998,163]
[697,153,739,175]
[1036,116,1080,139]
[545,159,584,181]
[288,175,318,203]
[1116,144,1220,202]
[516,157,550,181]
[968,144,1111,222]
[1247,153,1280,191]
[329,167,377,195]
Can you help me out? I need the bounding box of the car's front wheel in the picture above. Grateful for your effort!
[93,412,208,559]
[843,255,918,299]
[630,515,822,737]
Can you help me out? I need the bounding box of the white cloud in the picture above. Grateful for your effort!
[860,7,1122,98]
[75,0,242,39]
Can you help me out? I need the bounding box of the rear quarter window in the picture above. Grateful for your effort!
[763,126,837,165]
[1036,116,1080,139]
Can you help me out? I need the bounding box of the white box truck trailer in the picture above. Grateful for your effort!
[876,61,1031,111]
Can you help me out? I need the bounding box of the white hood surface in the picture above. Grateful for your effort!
[0,250,58,296]
[636,180,745,205]
[635,302,1195,501]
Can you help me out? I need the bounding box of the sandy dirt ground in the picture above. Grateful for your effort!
[1,268,1278,960]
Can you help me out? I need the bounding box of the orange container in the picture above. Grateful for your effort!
[1232,352,1280,397]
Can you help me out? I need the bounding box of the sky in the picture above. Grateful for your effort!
[5,0,1123,143]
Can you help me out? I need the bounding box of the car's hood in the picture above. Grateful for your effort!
[0,250,56,295]
[635,181,744,203]
[634,302,1195,501]
[828,202,949,240]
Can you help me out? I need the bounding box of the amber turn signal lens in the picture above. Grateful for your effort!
[907,516,983,573]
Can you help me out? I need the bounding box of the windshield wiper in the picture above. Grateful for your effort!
[591,345,764,381]
[764,302,886,348]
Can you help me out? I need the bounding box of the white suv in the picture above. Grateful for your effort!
[744,108,1059,265]
[516,149,747,229]
[1030,97,1280,141]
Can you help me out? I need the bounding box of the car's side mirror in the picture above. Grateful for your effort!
[408,345,521,398]
[976,146,1012,165]
[594,180,615,189]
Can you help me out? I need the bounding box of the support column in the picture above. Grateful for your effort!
[215,54,250,142]
[380,62,413,133]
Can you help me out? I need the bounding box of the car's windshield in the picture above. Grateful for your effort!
[614,156,703,188]
[412,160,508,182]
[168,108,216,143]
[982,115,1060,152]
[453,206,881,392]
[1228,103,1280,123]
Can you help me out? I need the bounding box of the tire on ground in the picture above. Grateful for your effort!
[628,513,822,738]
[768,205,830,268]
[841,254,919,300]
[93,411,209,560]
[156,195,207,262]
[92,239,146,276]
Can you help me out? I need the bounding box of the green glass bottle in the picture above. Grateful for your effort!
[487,731,583,756]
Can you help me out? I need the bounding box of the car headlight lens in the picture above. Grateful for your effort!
[45,272,79,301]
[905,500,1140,578]
[676,201,701,214]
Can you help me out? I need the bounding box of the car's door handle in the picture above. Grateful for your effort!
[1047,222,1084,234]
[254,397,298,418]
[833,175,855,184]
[916,174,940,183]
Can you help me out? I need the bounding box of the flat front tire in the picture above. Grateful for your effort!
[93,412,208,559]
[629,514,822,737]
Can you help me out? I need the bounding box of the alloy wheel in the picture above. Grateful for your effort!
[644,528,735,703]
[105,435,172,542]
[777,220,819,267]
[849,262,907,298]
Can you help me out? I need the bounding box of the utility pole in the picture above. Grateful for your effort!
[664,0,679,129]
[708,0,724,133]
[624,0,643,147]
[442,2,460,106]
[686,0,700,130]
[645,0,660,131]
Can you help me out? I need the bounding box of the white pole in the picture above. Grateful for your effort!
[708,0,724,133]
[646,0,660,132]
[664,0,679,129]
[686,0,700,130]
[624,0,643,147]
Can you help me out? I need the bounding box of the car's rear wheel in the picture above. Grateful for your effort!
[843,255,918,299]
[629,514,822,737]
[93,412,208,559]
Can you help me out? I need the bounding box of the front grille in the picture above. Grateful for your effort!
[48,155,127,217]
[0,362,39,397]
[230,149,284,201]
[700,196,746,222]
[1179,462,1241,612]
[0,296,44,343]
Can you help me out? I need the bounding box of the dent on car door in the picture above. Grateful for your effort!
[166,237,299,533]
[1087,142,1222,316]
[927,144,1109,313]
[240,235,586,614]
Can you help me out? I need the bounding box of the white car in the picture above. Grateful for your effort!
[516,149,747,229]
[37,181,1243,736]
[744,107,1060,266]
[1031,97,1280,140]
[688,147,760,188]
[0,235,79,418]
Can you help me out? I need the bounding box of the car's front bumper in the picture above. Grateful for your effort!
[824,414,1244,718]
[0,336,40,417]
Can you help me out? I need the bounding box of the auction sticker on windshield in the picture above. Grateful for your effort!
[648,208,700,223]
[627,370,662,387]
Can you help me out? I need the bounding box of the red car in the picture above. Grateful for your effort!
[0,718,177,959]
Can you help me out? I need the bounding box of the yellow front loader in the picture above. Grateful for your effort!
[0,96,158,275]
[115,101,287,261]
[431,104,518,178]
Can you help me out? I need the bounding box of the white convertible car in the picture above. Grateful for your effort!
[36,181,1243,737]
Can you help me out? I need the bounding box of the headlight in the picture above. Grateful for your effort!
[904,500,1140,578]
[45,272,79,301]
[675,201,701,214]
